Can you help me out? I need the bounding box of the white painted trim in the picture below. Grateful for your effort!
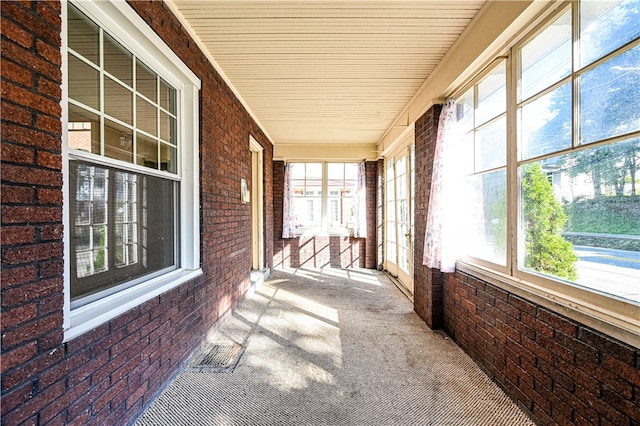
[66,268,202,341]
[62,3,71,331]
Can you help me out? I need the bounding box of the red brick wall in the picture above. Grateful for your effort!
[444,271,640,425]
[1,1,273,424]
[413,106,640,425]
[272,160,379,270]
[413,105,443,328]
[365,160,377,269]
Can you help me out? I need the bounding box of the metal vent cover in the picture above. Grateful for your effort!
[188,343,244,373]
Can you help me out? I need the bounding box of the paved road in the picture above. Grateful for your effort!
[574,246,640,269]
[573,246,639,303]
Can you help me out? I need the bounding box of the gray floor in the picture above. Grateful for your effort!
[136,268,534,426]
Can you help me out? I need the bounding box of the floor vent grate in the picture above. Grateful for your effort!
[188,343,244,373]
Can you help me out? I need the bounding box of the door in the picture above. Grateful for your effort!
[250,137,264,270]
[385,139,415,294]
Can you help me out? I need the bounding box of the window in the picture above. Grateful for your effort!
[515,1,639,302]
[455,0,639,342]
[457,60,508,266]
[290,162,358,235]
[63,1,201,339]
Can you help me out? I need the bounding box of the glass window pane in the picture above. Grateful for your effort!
[342,198,354,228]
[520,9,572,100]
[396,156,406,176]
[159,111,176,145]
[137,59,157,102]
[68,55,100,110]
[580,0,640,67]
[68,5,99,65]
[104,34,132,87]
[475,116,506,171]
[136,132,158,169]
[144,176,176,271]
[305,179,322,197]
[160,143,177,173]
[520,138,639,303]
[344,163,358,180]
[520,82,572,160]
[74,226,91,251]
[580,44,640,144]
[70,161,176,301]
[290,163,305,179]
[293,198,321,229]
[327,163,344,179]
[456,89,474,133]
[476,61,506,124]
[104,77,133,125]
[159,78,176,114]
[464,169,507,265]
[68,104,100,154]
[136,95,157,136]
[306,163,322,179]
[104,119,133,163]
[460,132,474,175]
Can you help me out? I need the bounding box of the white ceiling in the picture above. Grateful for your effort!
[170,0,486,149]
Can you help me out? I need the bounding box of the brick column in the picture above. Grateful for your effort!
[413,104,444,329]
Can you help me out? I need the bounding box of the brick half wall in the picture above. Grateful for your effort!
[444,271,640,425]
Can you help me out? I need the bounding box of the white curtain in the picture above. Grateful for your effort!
[282,162,296,238]
[353,161,367,238]
[423,100,463,272]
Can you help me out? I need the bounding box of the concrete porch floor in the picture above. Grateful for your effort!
[136,268,534,425]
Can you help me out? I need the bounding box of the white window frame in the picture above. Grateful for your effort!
[291,162,358,237]
[455,1,640,348]
[62,0,202,341]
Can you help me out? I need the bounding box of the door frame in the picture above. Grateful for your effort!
[250,136,264,270]
[384,127,415,294]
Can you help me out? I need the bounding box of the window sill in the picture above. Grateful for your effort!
[64,268,202,342]
[456,261,640,349]
[294,228,355,238]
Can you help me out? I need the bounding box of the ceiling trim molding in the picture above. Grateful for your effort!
[274,143,379,162]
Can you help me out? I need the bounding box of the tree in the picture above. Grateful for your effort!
[522,163,578,281]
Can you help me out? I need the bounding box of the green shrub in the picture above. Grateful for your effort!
[522,164,578,281]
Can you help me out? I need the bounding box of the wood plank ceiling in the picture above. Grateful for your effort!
[170,1,486,148]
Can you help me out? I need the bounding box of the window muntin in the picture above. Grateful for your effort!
[291,162,358,235]
[67,4,180,306]
[512,1,640,303]
[67,4,178,172]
